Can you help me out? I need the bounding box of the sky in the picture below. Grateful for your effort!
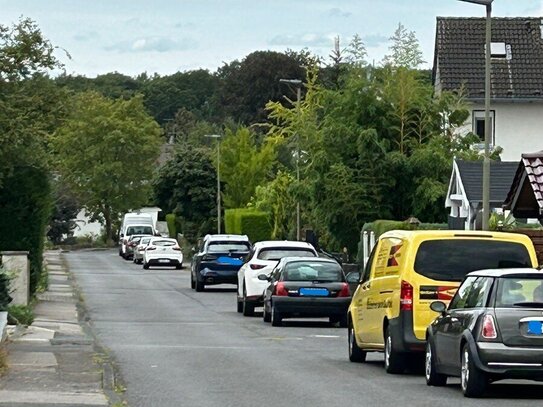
[2,0,542,78]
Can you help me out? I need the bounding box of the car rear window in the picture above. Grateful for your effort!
[496,276,543,307]
[152,240,176,247]
[208,241,250,253]
[414,240,532,282]
[258,248,316,261]
[126,226,153,235]
[283,261,344,282]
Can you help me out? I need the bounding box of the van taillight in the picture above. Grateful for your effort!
[481,314,497,339]
[337,283,351,297]
[400,280,413,311]
[275,282,288,296]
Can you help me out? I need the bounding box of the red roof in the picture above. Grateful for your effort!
[503,151,543,216]
[522,152,543,211]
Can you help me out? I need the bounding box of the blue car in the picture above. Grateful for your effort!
[191,234,251,292]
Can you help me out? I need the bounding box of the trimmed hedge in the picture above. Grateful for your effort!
[165,213,177,238]
[0,166,52,295]
[225,209,271,243]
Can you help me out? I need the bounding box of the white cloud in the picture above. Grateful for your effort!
[104,36,196,53]
[268,32,337,48]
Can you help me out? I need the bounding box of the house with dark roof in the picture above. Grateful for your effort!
[503,151,543,223]
[445,159,518,230]
[433,17,543,161]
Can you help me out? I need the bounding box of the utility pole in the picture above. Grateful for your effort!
[205,134,222,233]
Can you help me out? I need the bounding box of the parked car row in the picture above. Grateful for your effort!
[190,230,543,398]
[120,234,183,270]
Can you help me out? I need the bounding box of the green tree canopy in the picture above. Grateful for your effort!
[52,91,162,241]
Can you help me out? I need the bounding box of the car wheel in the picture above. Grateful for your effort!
[175,264,183,270]
[384,326,406,374]
[143,262,150,270]
[348,321,366,363]
[242,287,254,317]
[191,274,196,290]
[195,280,204,292]
[271,302,282,327]
[237,298,243,313]
[263,303,271,322]
[425,340,447,386]
[461,343,487,398]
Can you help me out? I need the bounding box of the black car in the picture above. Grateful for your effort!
[425,268,543,397]
[191,234,251,292]
[261,257,351,327]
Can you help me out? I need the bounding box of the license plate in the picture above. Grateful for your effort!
[217,256,243,266]
[158,259,170,263]
[299,288,329,297]
[527,321,543,335]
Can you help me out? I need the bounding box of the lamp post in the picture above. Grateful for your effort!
[458,0,493,230]
[205,134,222,234]
[279,78,302,241]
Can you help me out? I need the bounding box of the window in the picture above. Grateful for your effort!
[449,276,477,309]
[257,248,316,261]
[496,277,543,307]
[464,277,493,308]
[472,110,495,144]
[207,241,250,253]
[126,226,153,236]
[282,261,344,282]
[414,239,531,282]
[152,239,176,247]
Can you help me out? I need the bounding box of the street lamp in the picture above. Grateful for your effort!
[458,0,493,230]
[205,134,222,234]
[279,78,302,241]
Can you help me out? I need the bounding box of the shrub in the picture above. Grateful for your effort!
[165,214,177,238]
[225,208,271,243]
[7,305,34,326]
[0,268,11,312]
[0,166,52,295]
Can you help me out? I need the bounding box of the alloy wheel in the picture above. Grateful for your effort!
[425,343,432,381]
[384,332,391,368]
[461,348,469,392]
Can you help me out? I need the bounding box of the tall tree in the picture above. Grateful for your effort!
[383,22,425,69]
[52,92,162,241]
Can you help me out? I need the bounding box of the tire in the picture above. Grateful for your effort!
[195,280,204,292]
[175,264,183,270]
[191,274,195,289]
[461,343,487,398]
[330,315,348,328]
[348,321,366,362]
[143,262,150,270]
[384,326,406,374]
[237,298,243,313]
[242,287,254,317]
[263,303,271,322]
[425,340,447,386]
[271,302,282,327]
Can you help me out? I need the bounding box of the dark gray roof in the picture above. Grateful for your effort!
[456,160,518,203]
[434,17,543,100]
[503,150,543,211]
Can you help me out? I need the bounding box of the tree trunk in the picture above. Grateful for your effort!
[103,204,113,244]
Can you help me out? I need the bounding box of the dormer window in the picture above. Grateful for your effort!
[487,42,512,59]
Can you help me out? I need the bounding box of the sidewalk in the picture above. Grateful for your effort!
[0,251,111,406]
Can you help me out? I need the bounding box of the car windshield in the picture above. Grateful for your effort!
[496,277,543,307]
[258,248,316,261]
[283,261,343,282]
[152,240,176,247]
[207,241,250,253]
[414,240,532,282]
[126,226,153,236]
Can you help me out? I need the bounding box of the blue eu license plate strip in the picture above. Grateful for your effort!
[217,257,243,266]
[299,288,329,297]
[527,321,543,335]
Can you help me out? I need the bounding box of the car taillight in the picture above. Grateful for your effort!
[146,246,156,251]
[275,282,288,296]
[250,263,266,270]
[400,280,413,311]
[481,314,497,339]
[337,283,350,297]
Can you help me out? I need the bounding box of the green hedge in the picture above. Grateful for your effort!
[165,213,177,238]
[225,209,271,243]
[0,268,11,312]
[0,166,52,295]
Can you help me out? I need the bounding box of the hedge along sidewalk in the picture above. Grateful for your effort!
[0,311,6,344]
[0,250,109,407]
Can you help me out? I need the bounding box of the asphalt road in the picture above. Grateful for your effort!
[66,249,543,407]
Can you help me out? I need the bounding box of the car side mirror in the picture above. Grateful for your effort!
[430,301,447,314]
[257,274,270,281]
[345,272,361,284]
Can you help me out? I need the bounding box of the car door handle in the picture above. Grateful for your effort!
[380,290,393,294]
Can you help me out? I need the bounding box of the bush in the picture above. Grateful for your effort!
[165,214,177,238]
[0,166,52,295]
[8,305,34,326]
[0,268,11,312]
[225,208,271,243]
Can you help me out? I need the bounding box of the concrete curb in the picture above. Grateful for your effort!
[0,311,7,344]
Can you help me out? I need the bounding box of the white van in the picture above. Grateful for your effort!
[119,213,155,256]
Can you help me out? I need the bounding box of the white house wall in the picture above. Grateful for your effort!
[460,103,543,161]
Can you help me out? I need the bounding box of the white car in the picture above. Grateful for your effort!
[237,241,318,316]
[133,236,153,264]
[142,237,183,270]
